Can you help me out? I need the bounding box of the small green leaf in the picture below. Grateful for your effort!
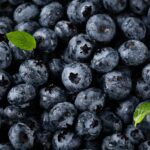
[134,102,150,127]
[6,31,36,51]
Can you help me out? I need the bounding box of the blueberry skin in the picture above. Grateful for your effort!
[9,42,34,61]
[8,0,25,5]
[129,0,148,14]
[100,111,122,133]
[49,102,77,130]
[118,40,148,66]
[0,17,13,34]
[121,17,146,40]
[52,130,81,150]
[103,71,132,100]
[76,111,102,140]
[13,3,39,23]
[125,125,145,144]
[7,84,36,107]
[142,64,150,85]
[62,62,92,93]
[102,133,134,150]
[48,58,65,78]
[116,96,139,124]
[103,0,127,13]
[139,140,150,150]
[34,28,58,53]
[19,59,49,87]
[67,34,94,62]
[9,122,34,150]
[39,2,64,27]
[136,79,150,99]
[15,21,40,34]
[91,47,119,73]
[0,144,12,150]
[86,14,116,42]
[40,84,67,110]
[12,73,23,85]
[0,70,11,101]
[33,0,52,6]
[54,20,77,42]
[75,87,105,112]
[67,0,102,24]
[0,42,12,69]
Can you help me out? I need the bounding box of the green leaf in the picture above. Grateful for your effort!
[6,31,36,51]
[134,102,150,127]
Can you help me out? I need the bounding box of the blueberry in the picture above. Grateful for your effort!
[116,96,139,124]
[13,3,39,23]
[8,122,34,150]
[91,47,119,73]
[129,0,148,14]
[62,62,92,93]
[9,42,34,61]
[12,73,23,85]
[0,17,13,34]
[75,87,106,112]
[15,21,40,34]
[136,79,150,99]
[0,42,12,69]
[103,71,132,100]
[40,84,67,110]
[103,0,127,13]
[67,0,102,24]
[4,106,25,120]
[33,28,58,53]
[49,102,77,130]
[125,125,145,144]
[19,59,49,87]
[8,0,25,5]
[48,58,65,78]
[100,111,122,133]
[39,2,64,27]
[118,40,148,66]
[52,130,81,150]
[102,133,134,150]
[76,111,102,140]
[54,20,77,42]
[33,0,52,6]
[142,64,150,85]
[86,14,116,42]
[7,84,36,107]
[139,140,150,150]
[36,131,52,150]
[0,70,11,101]
[66,34,94,62]
[121,17,146,40]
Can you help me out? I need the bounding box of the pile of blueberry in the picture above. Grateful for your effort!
[1,0,150,149]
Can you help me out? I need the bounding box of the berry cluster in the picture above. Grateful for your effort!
[0,0,150,150]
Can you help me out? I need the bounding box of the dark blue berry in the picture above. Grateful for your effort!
[52,130,81,150]
[40,84,67,110]
[118,40,148,66]
[76,111,102,140]
[8,122,34,150]
[34,28,58,53]
[13,3,39,23]
[39,2,64,27]
[33,0,52,6]
[19,59,49,87]
[0,42,12,69]
[139,140,150,150]
[91,47,119,73]
[75,87,105,112]
[86,14,116,42]
[62,62,92,93]
[7,84,36,107]
[103,71,132,100]
[49,102,77,130]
